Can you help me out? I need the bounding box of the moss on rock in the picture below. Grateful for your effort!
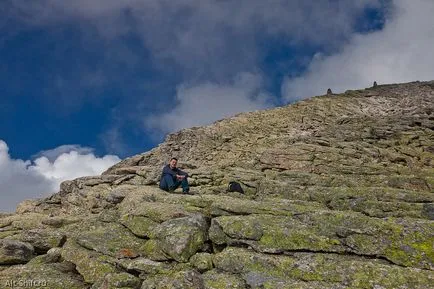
[213,247,434,288]
[151,214,208,262]
[74,222,148,258]
[120,214,158,238]
[61,240,117,283]
[0,262,87,289]
[91,272,141,289]
[202,270,246,289]
[140,269,204,289]
[142,239,171,261]
[190,253,213,272]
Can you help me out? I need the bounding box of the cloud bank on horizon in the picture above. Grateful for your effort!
[283,0,434,101]
[0,140,120,212]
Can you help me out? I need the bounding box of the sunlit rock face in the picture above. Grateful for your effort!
[1,80,433,289]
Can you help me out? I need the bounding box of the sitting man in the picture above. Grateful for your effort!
[159,157,190,194]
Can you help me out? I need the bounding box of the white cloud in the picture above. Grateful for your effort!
[282,0,434,101]
[30,151,121,186]
[0,140,120,213]
[145,73,273,134]
[33,144,94,162]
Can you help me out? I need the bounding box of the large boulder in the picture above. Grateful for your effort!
[0,239,34,265]
[61,240,117,284]
[213,247,434,288]
[7,229,66,253]
[150,214,209,262]
[0,262,87,289]
[74,222,148,258]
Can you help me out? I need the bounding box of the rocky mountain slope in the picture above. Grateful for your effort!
[1,81,433,288]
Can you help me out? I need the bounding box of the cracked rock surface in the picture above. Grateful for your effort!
[0,81,433,288]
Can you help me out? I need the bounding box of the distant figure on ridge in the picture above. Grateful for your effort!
[159,157,190,194]
[373,81,378,87]
[327,88,333,95]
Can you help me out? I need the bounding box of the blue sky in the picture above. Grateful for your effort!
[1,0,434,212]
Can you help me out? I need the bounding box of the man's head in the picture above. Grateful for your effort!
[169,157,178,169]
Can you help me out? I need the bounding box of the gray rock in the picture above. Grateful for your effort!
[9,229,66,253]
[105,191,126,204]
[422,203,434,220]
[92,272,142,289]
[151,214,209,262]
[119,257,171,274]
[0,239,34,264]
[141,270,204,289]
[202,270,246,289]
[0,262,87,289]
[74,222,147,258]
[190,253,213,272]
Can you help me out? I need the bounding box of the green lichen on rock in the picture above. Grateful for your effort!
[118,257,174,275]
[210,215,263,241]
[340,217,434,269]
[120,214,158,238]
[91,272,142,289]
[41,216,82,228]
[0,262,87,289]
[61,239,117,283]
[209,211,433,269]
[213,247,434,288]
[383,232,434,269]
[8,213,47,230]
[74,222,148,258]
[0,230,21,239]
[27,247,62,265]
[141,239,170,261]
[0,219,12,228]
[7,229,66,253]
[190,252,213,272]
[140,269,204,289]
[119,195,190,223]
[151,214,208,262]
[202,270,246,289]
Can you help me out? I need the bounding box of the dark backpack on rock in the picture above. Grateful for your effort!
[227,181,244,194]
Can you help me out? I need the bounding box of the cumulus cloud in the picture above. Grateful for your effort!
[33,144,94,162]
[145,73,274,134]
[0,140,120,213]
[282,0,434,101]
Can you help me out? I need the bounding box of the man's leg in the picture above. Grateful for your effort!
[159,175,168,191]
[166,175,184,192]
[170,180,182,192]
[181,177,190,193]
[160,175,177,192]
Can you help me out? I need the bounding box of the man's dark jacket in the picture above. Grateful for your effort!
[161,165,188,179]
